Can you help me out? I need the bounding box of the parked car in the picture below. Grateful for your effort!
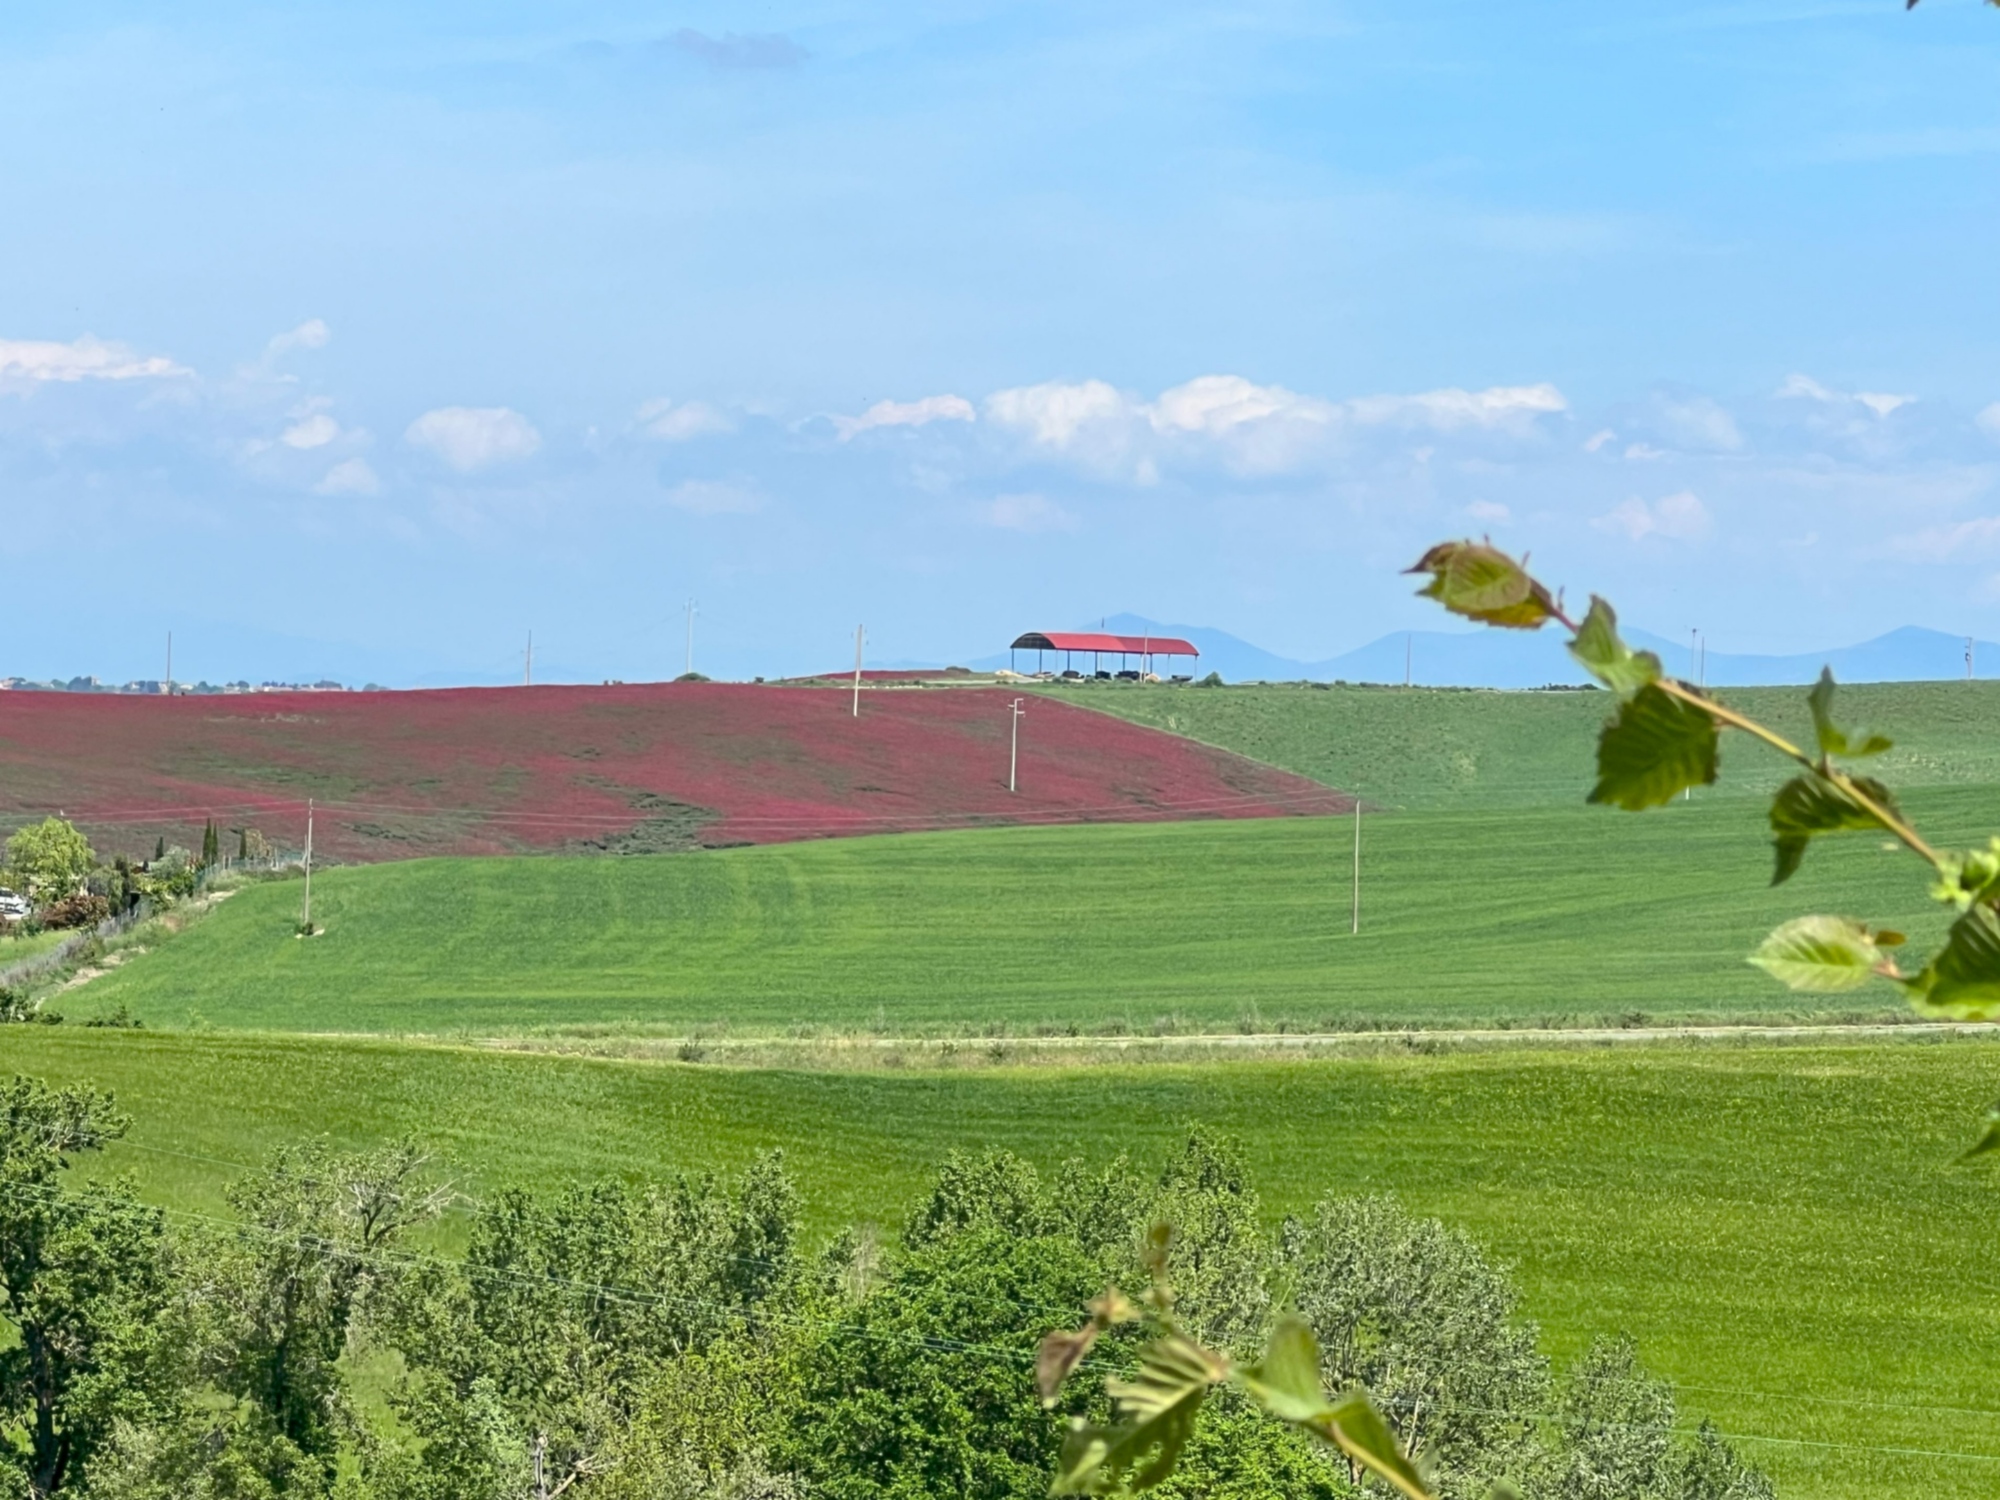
[0,888,30,920]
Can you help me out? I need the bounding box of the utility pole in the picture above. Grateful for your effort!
[1351,798,1361,935]
[164,631,172,695]
[1009,697,1025,792]
[524,631,533,687]
[852,625,865,718]
[684,600,697,677]
[301,798,314,934]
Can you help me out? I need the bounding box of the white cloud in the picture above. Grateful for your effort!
[637,398,733,442]
[1976,403,2000,436]
[1593,490,1711,542]
[665,478,761,515]
[1890,515,2000,563]
[1149,375,1336,435]
[981,492,1077,533]
[1465,500,1511,522]
[405,407,541,471]
[0,335,188,386]
[835,394,976,440]
[1346,383,1567,430]
[1584,429,1617,453]
[1624,442,1666,461]
[985,380,1134,449]
[281,413,340,450]
[1777,372,1914,419]
[267,319,331,356]
[315,458,379,496]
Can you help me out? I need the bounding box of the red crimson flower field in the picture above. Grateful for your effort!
[0,683,1346,863]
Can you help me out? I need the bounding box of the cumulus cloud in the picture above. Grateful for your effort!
[981,493,1078,533]
[835,394,976,440]
[665,478,761,515]
[669,29,807,68]
[1465,500,1511,522]
[985,380,1134,449]
[1584,429,1617,453]
[1345,383,1567,430]
[405,407,541,471]
[0,335,188,387]
[638,398,733,442]
[315,458,380,496]
[281,413,340,450]
[267,319,331,357]
[1594,490,1711,542]
[1149,375,1336,435]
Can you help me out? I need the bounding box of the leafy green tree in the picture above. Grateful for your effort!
[5,819,95,905]
[210,1141,449,1485]
[1281,1197,1545,1499]
[373,1155,801,1498]
[0,1077,173,1499]
[784,1227,1110,1500]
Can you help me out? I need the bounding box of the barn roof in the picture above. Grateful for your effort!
[1010,631,1199,656]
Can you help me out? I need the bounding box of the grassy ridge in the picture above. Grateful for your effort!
[74,786,1996,1035]
[1,1027,1995,1500]
[1047,680,2000,809]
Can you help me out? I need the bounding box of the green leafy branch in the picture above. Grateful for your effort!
[1038,1225,1433,1497]
[1408,541,2000,1037]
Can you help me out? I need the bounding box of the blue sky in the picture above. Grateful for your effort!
[5,1,2000,683]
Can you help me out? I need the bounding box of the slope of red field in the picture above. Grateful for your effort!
[0,684,1346,862]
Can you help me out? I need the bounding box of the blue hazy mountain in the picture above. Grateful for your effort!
[969,614,2000,688]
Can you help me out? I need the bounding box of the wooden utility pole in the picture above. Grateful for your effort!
[852,625,864,717]
[1351,798,1361,935]
[1009,697,1025,791]
[301,799,314,934]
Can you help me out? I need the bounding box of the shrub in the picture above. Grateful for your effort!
[40,891,112,930]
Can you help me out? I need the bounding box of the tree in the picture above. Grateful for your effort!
[0,1077,173,1498]
[212,1140,450,1484]
[1281,1197,1546,1499]
[5,819,95,905]
[199,820,219,871]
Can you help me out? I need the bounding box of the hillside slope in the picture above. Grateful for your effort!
[73,785,1997,1034]
[0,682,1341,862]
[1046,678,2000,810]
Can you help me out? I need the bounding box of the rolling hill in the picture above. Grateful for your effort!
[0,681,1341,864]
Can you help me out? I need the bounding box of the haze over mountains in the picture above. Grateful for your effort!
[969,614,1998,689]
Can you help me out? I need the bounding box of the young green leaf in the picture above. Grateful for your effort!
[1904,905,2000,1020]
[1052,1335,1226,1494]
[1038,1289,1137,1405]
[1303,1392,1435,1500]
[1405,542,1557,630]
[1747,915,1884,993]
[1806,668,1892,759]
[1237,1316,1329,1422]
[1587,685,1719,810]
[1566,596,1661,697]
[1767,773,1900,885]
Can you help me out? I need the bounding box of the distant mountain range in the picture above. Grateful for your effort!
[966,614,2000,689]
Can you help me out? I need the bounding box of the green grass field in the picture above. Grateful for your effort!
[68,784,1995,1035]
[1,1026,1995,1500]
[1046,679,2000,810]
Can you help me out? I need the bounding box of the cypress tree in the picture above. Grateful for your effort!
[154,836,165,862]
[200,819,218,869]
[237,827,248,861]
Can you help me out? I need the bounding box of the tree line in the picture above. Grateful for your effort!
[2,1074,1770,1500]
